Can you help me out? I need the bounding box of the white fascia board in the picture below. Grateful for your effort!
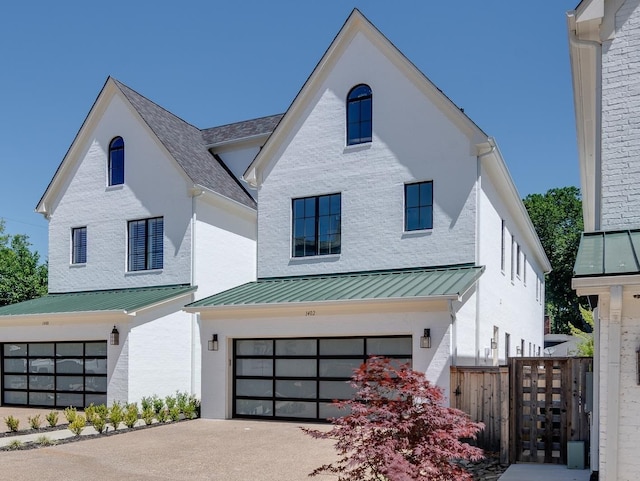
[478,140,552,273]
[244,9,487,188]
[573,274,640,295]
[191,184,257,220]
[185,294,458,317]
[0,310,127,325]
[123,291,195,316]
[205,133,270,154]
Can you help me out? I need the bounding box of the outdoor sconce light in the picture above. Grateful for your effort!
[516,346,522,356]
[490,338,498,350]
[110,326,119,346]
[420,329,431,349]
[208,334,219,351]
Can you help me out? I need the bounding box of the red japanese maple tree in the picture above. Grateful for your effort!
[302,356,484,481]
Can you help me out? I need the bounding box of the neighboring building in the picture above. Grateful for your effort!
[569,0,640,479]
[187,10,550,421]
[0,78,266,408]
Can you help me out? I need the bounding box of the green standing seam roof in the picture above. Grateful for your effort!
[0,285,196,317]
[574,230,640,277]
[187,265,485,309]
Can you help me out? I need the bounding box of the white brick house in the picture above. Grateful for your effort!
[188,10,550,421]
[569,1,640,479]
[0,78,266,408]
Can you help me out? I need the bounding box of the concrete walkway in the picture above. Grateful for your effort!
[499,464,591,481]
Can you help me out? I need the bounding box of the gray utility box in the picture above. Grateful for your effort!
[567,441,585,469]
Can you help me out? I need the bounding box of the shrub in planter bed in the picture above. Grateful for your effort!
[46,411,59,428]
[109,402,124,430]
[28,414,42,430]
[123,403,139,429]
[68,415,86,436]
[64,407,77,424]
[4,415,20,432]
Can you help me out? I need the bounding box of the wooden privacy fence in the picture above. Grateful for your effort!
[451,357,592,466]
[450,366,509,464]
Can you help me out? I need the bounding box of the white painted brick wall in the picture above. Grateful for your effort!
[47,93,192,292]
[257,31,477,278]
[601,0,640,230]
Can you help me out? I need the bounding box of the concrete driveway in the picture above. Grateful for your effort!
[1,418,338,481]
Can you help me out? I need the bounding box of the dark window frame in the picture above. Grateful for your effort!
[1,341,108,408]
[108,136,125,186]
[404,181,434,231]
[346,84,372,145]
[292,194,341,258]
[71,226,87,264]
[127,217,164,271]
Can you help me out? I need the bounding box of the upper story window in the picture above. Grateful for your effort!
[405,181,433,231]
[500,220,506,273]
[108,136,125,186]
[346,84,372,145]
[128,217,163,271]
[71,227,87,264]
[292,194,341,257]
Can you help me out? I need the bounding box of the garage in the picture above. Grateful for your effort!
[233,335,411,421]
[2,341,107,408]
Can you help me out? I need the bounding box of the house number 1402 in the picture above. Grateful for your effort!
[305,310,316,316]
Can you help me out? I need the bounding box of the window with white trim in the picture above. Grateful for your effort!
[71,227,87,264]
[128,217,163,271]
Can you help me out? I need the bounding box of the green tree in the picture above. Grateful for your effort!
[0,219,48,306]
[570,306,594,356]
[523,186,586,334]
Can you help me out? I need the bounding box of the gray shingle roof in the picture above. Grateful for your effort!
[201,114,283,146]
[112,78,256,209]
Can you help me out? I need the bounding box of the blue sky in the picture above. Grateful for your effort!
[0,1,579,258]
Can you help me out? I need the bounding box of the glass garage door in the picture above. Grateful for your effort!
[233,336,411,421]
[2,341,108,408]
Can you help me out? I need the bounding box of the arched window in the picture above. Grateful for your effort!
[108,136,125,186]
[346,84,372,145]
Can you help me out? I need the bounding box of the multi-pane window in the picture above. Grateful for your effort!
[405,181,433,231]
[292,194,341,257]
[511,236,516,281]
[346,84,372,145]
[501,220,506,273]
[71,227,87,264]
[516,245,521,278]
[108,136,124,186]
[128,217,163,271]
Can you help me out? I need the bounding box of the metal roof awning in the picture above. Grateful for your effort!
[574,230,640,277]
[0,284,196,318]
[186,265,484,310]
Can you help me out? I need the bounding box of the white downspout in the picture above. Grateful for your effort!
[190,188,204,396]
[475,139,495,364]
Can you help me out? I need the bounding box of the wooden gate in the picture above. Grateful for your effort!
[509,357,592,465]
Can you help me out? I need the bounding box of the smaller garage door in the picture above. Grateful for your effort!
[233,336,411,421]
[2,341,108,408]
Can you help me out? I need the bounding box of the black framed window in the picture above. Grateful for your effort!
[108,136,124,186]
[292,194,341,257]
[347,84,372,145]
[71,227,87,264]
[405,181,433,231]
[2,341,107,408]
[128,217,163,271]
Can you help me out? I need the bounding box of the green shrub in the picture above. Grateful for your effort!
[95,404,109,420]
[140,396,153,412]
[168,406,181,422]
[84,404,96,425]
[152,395,164,414]
[27,414,42,430]
[4,415,19,432]
[36,435,56,446]
[109,402,124,430]
[141,407,155,425]
[63,406,77,424]
[123,403,139,429]
[176,391,189,413]
[46,411,59,427]
[92,416,107,434]
[182,403,197,420]
[6,439,23,450]
[156,408,168,423]
[68,415,86,436]
[165,394,176,411]
[189,394,201,417]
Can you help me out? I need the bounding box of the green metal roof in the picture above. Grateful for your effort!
[0,285,196,317]
[187,265,484,309]
[574,230,640,277]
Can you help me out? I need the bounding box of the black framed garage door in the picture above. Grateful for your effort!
[233,335,411,421]
[2,341,108,408]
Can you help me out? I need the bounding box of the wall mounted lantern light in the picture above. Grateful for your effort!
[516,346,522,356]
[420,329,431,349]
[208,334,219,351]
[110,326,119,346]
[490,338,498,350]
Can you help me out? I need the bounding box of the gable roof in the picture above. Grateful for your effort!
[186,265,484,311]
[202,114,283,147]
[244,8,487,186]
[37,77,256,215]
